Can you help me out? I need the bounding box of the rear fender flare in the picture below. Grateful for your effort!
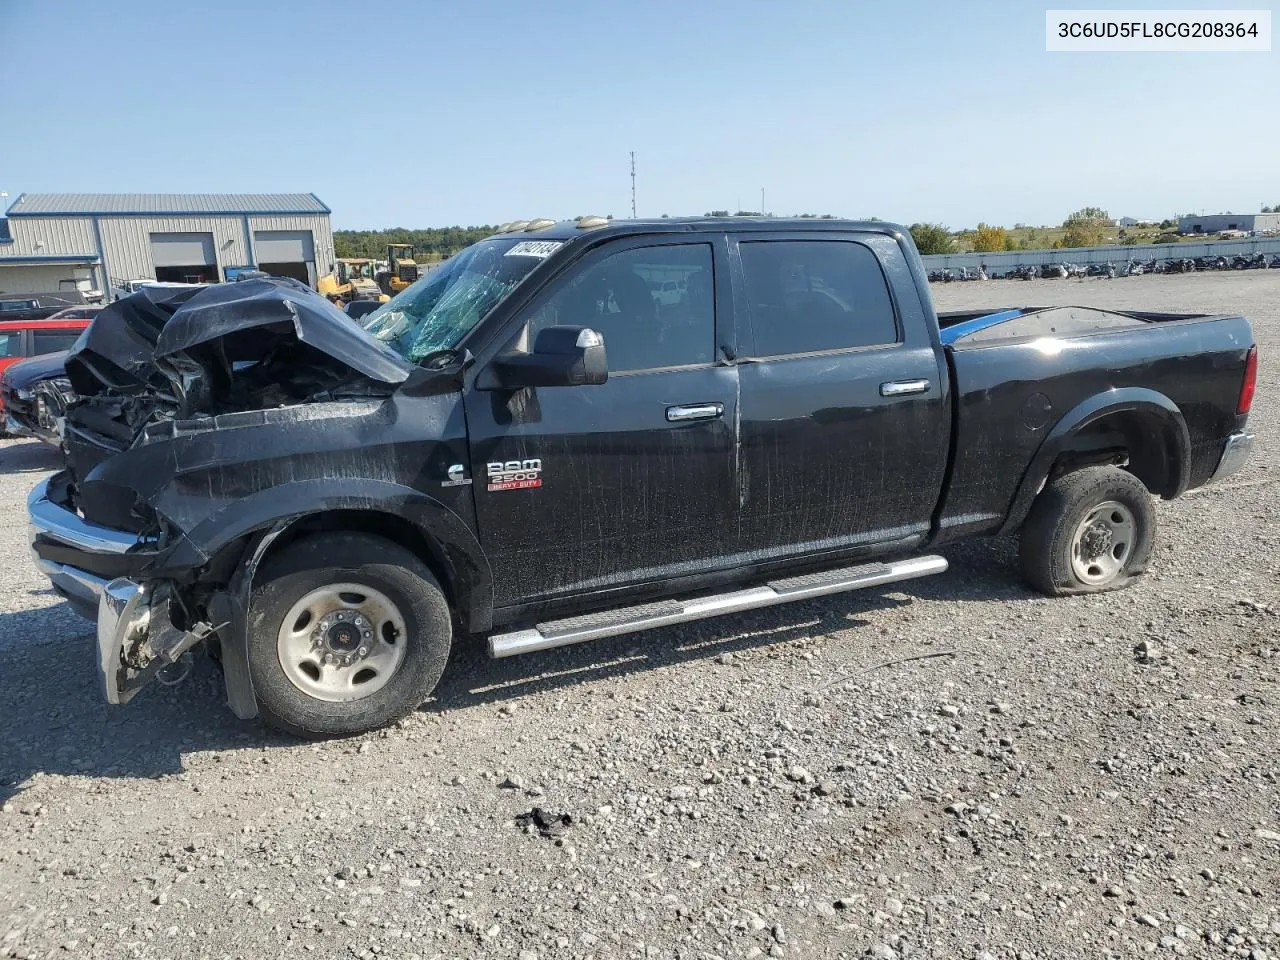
[999,388,1190,535]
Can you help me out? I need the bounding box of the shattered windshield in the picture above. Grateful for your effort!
[359,237,557,363]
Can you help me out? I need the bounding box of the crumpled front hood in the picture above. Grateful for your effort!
[65,277,411,396]
[154,278,410,383]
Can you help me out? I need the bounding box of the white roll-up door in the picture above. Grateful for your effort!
[254,231,315,263]
[150,232,215,268]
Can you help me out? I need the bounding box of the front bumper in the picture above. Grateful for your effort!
[27,478,192,704]
[28,477,151,617]
[1211,431,1254,482]
[97,577,163,705]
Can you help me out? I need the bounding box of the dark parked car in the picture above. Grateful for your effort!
[1,351,74,443]
[0,318,93,422]
[29,219,1257,737]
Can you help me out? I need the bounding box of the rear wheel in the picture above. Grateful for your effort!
[1019,466,1156,596]
[247,533,451,738]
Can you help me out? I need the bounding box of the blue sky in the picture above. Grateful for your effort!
[1,0,1275,229]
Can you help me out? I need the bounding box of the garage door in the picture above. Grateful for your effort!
[255,230,316,284]
[150,232,217,283]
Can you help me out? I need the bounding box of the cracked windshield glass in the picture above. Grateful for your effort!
[360,237,560,362]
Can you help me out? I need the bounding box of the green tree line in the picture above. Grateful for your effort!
[339,206,1227,263]
[334,227,498,262]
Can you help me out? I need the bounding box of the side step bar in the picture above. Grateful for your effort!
[488,555,948,658]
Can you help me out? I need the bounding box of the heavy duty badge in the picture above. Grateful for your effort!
[487,459,542,491]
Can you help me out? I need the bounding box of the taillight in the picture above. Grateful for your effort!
[1237,345,1258,416]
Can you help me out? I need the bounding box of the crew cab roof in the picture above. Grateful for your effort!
[485,217,909,244]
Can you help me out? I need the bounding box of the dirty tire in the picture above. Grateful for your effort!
[247,533,451,738]
[1019,465,1157,596]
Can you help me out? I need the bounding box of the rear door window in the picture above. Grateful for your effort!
[738,240,899,356]
[32,331,81,354]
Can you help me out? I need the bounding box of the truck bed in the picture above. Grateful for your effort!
[933,310,1254,542]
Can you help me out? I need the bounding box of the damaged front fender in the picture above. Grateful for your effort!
[43,279,490,716]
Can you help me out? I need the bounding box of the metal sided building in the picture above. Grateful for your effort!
[1177,212,1280,235]
[0,193,335,297]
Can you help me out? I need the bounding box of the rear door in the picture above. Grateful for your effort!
[732,232,949,559]
[463,236,741,609]
[0,327,29,375]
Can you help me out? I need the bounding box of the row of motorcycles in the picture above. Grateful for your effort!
[928,253,1280,282]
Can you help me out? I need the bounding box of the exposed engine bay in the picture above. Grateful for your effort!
[59,278,411,533]
[65,277,408,442]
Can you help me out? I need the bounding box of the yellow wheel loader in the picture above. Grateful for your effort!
[317,258,383,303]
[376,244,420,297]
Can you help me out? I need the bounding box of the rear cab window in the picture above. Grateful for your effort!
[737,239,899,357]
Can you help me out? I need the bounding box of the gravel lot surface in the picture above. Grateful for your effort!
[1,272,1276,960]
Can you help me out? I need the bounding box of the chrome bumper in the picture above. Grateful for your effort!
[27,477,157,703]
[27,477,150,555]
[33,556,109,619]
[28,476,149,618]
[98,578,151,705]
[1211,431,1254,482]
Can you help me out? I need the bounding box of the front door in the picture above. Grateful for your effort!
[732,233,950,559]
[463,237,741,609]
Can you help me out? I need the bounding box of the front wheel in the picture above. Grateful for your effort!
[1019,465,1157,596]
[246,533,452,738]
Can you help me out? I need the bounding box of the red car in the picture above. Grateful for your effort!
[0,319,93,416]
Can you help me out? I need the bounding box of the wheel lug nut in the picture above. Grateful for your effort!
[324,654,334,664]
[357,646,368,658]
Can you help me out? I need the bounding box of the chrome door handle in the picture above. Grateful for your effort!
[666,402,724,422]
[880,379,932,397]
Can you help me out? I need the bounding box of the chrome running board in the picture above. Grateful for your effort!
[488,555,948,658]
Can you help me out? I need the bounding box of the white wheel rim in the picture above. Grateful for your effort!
[1070,500,1136,585]
[275,582,407,702]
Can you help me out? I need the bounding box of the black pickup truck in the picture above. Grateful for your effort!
[28,218,1257,737]
[0,291,89,321]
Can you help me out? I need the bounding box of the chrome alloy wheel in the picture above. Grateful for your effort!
[275,583,407,702]
[1070,500,1136,585]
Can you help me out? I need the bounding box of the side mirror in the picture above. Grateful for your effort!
[485,326,608,389]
